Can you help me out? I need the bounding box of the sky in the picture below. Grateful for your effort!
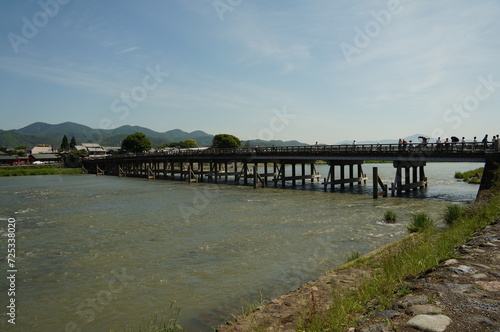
[0,0,499,145]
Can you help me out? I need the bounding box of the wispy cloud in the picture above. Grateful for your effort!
[115,46,139,55]
[218,7,312,74]
[0,56,124,97]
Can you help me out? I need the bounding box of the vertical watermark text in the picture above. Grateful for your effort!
[5,218,17,325]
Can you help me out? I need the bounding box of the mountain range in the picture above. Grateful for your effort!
[0,122,308,149]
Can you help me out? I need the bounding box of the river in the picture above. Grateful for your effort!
[0,162,482,331]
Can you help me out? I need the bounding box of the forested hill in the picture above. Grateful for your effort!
[0,122,308,148]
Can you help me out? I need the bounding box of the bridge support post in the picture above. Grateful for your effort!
[118,165,126,177]
[281,164,286,188]
[253,164,265,188]
[273,163,279,188]
[302,163,306,186]
[373,167,388,198]
[324,161,366,192]
[146,164,155,180]
[349,164,354,188]
[96,165,104,176]
[243,162,248,185]
[179,162,184,180]
[187,165,197,183]
[392,161,427,196]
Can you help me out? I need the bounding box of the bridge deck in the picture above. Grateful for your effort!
[84,142,500,164]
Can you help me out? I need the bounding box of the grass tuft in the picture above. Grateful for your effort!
[113,303,183,332]
[344,251,361,264]
[240,291,267,316]
[407,213,435,233]
[443,205,464,226]
[383,210,397,223]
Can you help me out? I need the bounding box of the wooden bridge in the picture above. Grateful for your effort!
[81,142,500,198]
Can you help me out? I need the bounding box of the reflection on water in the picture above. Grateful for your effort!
[0,163,482,331]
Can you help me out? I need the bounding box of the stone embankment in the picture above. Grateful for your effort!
[217,221,500,331]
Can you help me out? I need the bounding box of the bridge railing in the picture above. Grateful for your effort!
[255,142,498,154]
[92,141,499,159]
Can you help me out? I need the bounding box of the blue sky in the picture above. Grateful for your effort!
[1,0,499,145]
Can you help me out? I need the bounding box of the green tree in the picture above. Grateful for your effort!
[60,135,70,151]
[157,139,199,149]
[211,134,241,149]
[70,136,77,149]
[121,132,152,153]
[184,139,198,148]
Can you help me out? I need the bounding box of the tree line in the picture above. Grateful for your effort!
[120,132,242,153]
[56,132,243,155]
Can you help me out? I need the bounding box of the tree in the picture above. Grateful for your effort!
[70,136,77,149]
[184,139,198,148]
[121,132,152,153]
[211,134,241,149]
[157,139,198,149]
[60,135,70,151]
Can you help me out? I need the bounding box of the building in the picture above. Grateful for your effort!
[0,154,31,165]
[30,144,54,154]
[74,143,107,158]
[30,153,61,164]
[102,146,122,155]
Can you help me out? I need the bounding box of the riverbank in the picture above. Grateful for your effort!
[217,183,500,331]
[455,167,484,184]
[0,164,80,176]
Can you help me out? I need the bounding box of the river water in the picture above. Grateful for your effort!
[0,163,482,331]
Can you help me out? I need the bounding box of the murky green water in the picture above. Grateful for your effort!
[0,163,482,331]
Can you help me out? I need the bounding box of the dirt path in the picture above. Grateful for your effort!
[217,221,500,331]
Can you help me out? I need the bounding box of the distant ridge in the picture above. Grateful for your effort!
[0,122,308,148]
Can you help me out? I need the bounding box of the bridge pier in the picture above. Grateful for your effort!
[272,162,320,188]
[478,161,500,195]
[391,161,427,196]
[324,161,366,192]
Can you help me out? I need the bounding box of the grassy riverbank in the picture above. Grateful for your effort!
[217,166,500,331]
[297,173,500,331]
[0,164,81,176]
[454,167,484,184]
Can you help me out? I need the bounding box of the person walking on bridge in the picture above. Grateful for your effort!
[482,134,489,150]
